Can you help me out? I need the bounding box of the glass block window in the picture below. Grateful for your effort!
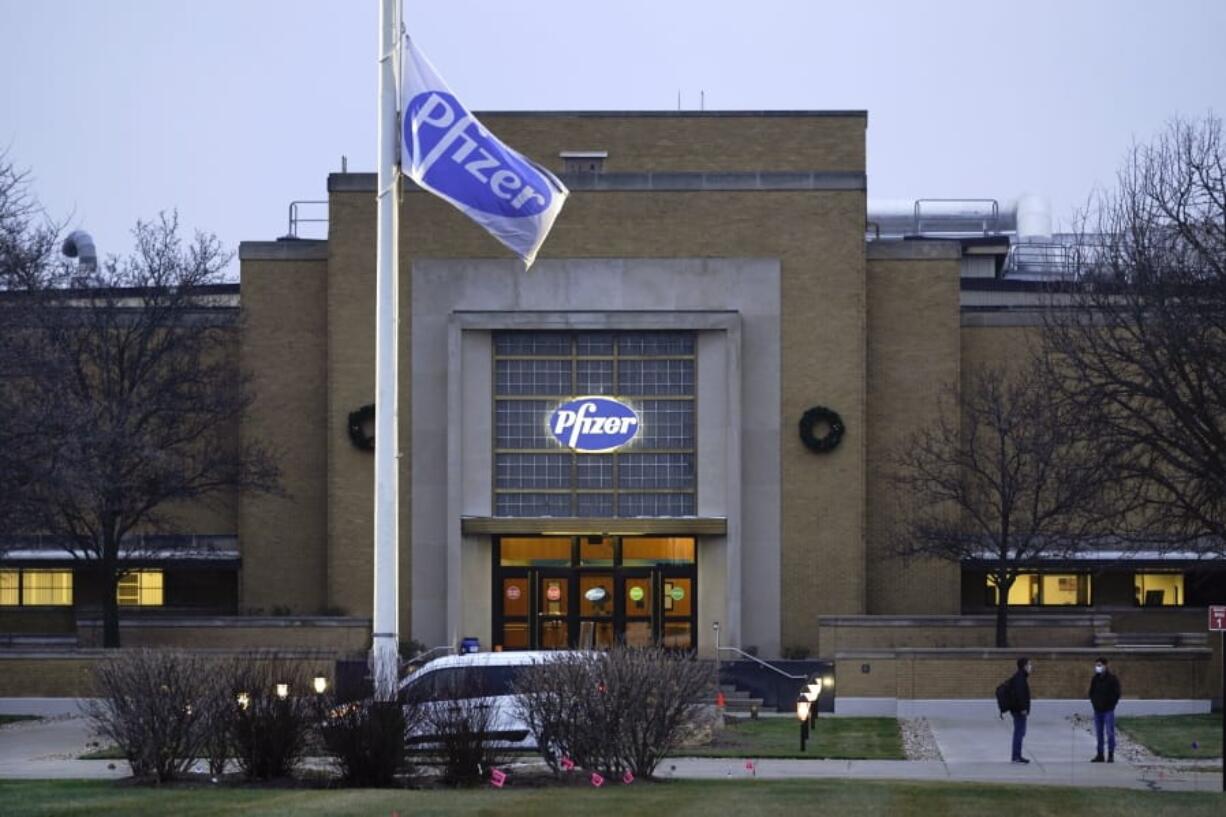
[619,493,696,517]
[495,400,553,449]
[494,331,696,518]
[617,360,694,395]
[618,454,695,490]
[495,454,571,489]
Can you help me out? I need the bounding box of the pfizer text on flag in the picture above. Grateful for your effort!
[400,38,568,267]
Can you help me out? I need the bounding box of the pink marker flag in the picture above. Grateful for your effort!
[490,768,507,788]
[560,756,575,771]
[745,760,756,775]
[590,771,605,788]
[622,770,635,785]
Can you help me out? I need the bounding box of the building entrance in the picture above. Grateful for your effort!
[493,536,696,650]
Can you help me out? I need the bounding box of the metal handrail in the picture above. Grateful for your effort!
[712,622,807,680]
[716,645,808,680]
[287,200,328,238]
[400,644,456,676]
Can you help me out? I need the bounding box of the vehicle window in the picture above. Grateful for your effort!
[405,665,524,701]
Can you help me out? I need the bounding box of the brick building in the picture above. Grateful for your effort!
[3,112,1224,681]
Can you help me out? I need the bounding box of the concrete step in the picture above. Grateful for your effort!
[0,635,77,648]
[718,690,756,701]
[722,697,765,712]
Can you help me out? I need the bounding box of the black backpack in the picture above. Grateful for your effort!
[995,679,1014,713]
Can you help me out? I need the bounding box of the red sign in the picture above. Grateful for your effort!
[1210,605,1226,631]
[505,585,521,601]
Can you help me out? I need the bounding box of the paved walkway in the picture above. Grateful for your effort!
[0,711,1219,791]
[0,716,126,780]
[665,712,1222,792]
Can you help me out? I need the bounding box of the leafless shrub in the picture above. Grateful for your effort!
[85,649,211,782]
[321,698,419,786]
[196,656,242,777]
[419,676,509,784]
[226,657,315,780]
[514,647,715,779]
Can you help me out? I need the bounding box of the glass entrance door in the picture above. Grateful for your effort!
[493,536,696,651]
[537,573,570,649]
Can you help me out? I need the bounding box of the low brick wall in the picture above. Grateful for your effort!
[0,649,350,698]
[817,614,1110,658]
[74,616,372,650]
[835,646,1214,703]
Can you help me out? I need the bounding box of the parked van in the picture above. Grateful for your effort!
[398,650,583,750]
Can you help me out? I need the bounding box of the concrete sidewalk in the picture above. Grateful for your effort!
[0,710,1219,792]
[0,716,126,780]
[664,711,1222,792]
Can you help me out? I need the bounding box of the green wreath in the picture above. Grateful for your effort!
[347,404,376,451]
[798,406,844,454]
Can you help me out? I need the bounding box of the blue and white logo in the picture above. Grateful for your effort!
[549,397,640,453]
[399,38,568,267]
[403,91,554,218]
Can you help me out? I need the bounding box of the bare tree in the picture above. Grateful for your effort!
[887,366,1113,647]
[1041,115,1226,557]
[0,154,61,540]
[0,159,279,645]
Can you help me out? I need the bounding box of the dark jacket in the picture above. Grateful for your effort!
[1088,671,1121,713]
[1008,669,1031,715]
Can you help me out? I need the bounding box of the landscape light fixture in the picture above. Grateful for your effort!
[276,683,289,700]
[795,694,811,752]
[313,676,328,695]
[236,692,250,710]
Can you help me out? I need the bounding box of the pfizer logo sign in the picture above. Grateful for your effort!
[550,397,640,453]
[403,91,554,217]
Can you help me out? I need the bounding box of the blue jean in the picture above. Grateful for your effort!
[1011,712,1027,760]
[1094,710,1116,756]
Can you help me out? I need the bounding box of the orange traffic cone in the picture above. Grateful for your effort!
[716,690,726,708]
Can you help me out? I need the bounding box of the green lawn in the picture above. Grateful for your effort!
[1118,714,1222,759]
[0,715,40,726]
[679,716,904,759]
[1,779,1222,817]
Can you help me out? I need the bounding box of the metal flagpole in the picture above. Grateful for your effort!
[370,0,401,701]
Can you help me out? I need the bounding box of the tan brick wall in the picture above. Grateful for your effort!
[960,324,1039,374]
[239,258,329,615]
[0,658,98,697]
[839,649,1214,700]
[310,114,868,647]
[865,253,962,617]
[323,171,868,648]
[817,620,1100,657]
[477,113,865,174]
[323,191,390,626]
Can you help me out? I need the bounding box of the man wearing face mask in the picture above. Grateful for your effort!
[1006,657,1033,763]
[1087,656,1122,763]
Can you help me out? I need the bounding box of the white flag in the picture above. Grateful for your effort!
[400,37,568,267]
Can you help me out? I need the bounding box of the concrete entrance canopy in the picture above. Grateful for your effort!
[410,258,781,655]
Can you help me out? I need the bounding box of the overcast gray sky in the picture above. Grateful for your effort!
[2,0,1224,267]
